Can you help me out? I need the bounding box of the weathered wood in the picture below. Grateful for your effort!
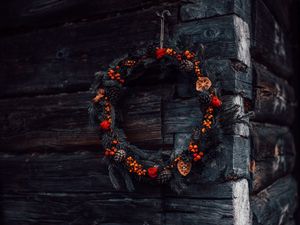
[0,13,252,98]
[180,0,251,24]
[0,0,178,31]
[0,5,178,97]
[188,134,250,184]
[121,85,163,149]
[163,98,202,134]
[0,134,249,195]
[250,122,296,193]
[165,179,251,225]
[1,192,163,225]
[252,0,293,77]
[251,175,298,225]
[174,15,250,67]
[206,59,252,99]
[0,151,162,194]
[0,160,251,225]
[0,92,99,152]
[262,0,294,31]
[253,62,295,126]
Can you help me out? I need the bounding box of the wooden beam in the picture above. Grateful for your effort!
[0,14,252,98]
[174,15,251,66]
[251,175,297,225]
[252,0,293,77]
[180,0,251,23]
[250,122,296,193]
[253,62,296,126]
[0,5,179,97]
[0,0,178,31]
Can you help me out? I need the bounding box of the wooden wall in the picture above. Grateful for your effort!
[0,0,297,224]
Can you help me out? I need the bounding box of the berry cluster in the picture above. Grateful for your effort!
[107,67,125,84]
[126,156,147,176]
[188,143,204,162]
[201,107,214,133]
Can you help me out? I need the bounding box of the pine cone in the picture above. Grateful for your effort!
[114,149,126,162]
[101,133,112,148]
[198,91,211,105]
[157,169,172,184]
[179,59,194,73]
[106,86,121,104]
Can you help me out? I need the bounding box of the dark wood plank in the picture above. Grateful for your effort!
[180,0,251,24]
[0,179,251,225]
[0,5,178,97]
[1,192,163,225]
[262,0,294,31]
[121,85,163,150]
[250,122,296,193]
[163,98,202,134]
[0,92,99,152]
[0,13,252,98]
[206,59,252,99]
[0,151,163,194]
[174,15,251,66]
[252,0,293,77]
[253,62,296,126]
[0,134,249,194]
[0,0,178,31]
[165,179,251,225]
[251,175,298,225]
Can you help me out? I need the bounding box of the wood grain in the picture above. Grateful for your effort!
[0,5,178,97]
[253,62,295,126]
[251,175,297,225]
[250,122,296,193]
[0,0,178,31]
[174,15,250,66]
[180,0,251,23]
[252,0,293,77]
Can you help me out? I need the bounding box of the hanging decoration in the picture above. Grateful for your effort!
[88,10,237,193]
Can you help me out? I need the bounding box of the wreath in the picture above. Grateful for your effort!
[88,43,231,192]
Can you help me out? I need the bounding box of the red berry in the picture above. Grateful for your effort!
[100,120,111,130]
[211,96,222,108]
[147,167,158,178]
[155,48,166,59]
[193,153,198,158]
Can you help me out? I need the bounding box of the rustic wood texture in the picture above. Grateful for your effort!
[253,62,296,126]
[0,5,179,98]
[262,0,294,31]
[0,0,298,224]
[250,122,296,193]
[0,0,178,31]
[0,92,98,152]
[180,0,251,23]
[0,181,250,225]
[0,12,252,98]
[174,15,251,66]
[251,175,297,225]
[206,59,252,99]
[251,0,293,78]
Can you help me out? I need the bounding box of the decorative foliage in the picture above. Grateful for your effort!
[89,44,227,192]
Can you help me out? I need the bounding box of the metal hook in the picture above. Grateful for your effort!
[156,10,171,48]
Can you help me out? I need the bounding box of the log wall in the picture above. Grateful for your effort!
[0,0,297,224]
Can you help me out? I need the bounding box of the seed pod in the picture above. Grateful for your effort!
[114,149,127,162]
[157,169,172,184]
[179,59,194,73]
[198,91,211,105]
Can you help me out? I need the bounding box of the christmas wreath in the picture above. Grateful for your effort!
[89,44,228,192]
